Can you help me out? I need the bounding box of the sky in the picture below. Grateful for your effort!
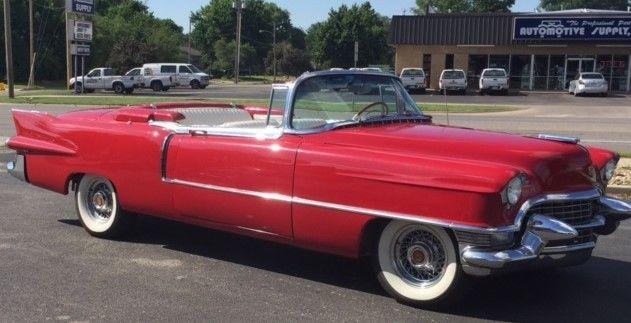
[145,0,540,31]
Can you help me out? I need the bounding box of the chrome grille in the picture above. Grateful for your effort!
[527,198,597,227]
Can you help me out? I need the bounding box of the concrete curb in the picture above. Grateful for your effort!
[607,185,631,197]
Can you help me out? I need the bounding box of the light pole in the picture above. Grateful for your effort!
[233,0,245,84]
[259,22,277,82]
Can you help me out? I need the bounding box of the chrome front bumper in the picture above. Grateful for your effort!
[460,196,631,276]
[6,155,27,182]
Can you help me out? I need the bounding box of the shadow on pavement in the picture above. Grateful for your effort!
[59,214,631,321]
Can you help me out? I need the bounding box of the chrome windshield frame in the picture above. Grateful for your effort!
[282,71,424,135]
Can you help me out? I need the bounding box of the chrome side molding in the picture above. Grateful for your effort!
[536,134,580,144]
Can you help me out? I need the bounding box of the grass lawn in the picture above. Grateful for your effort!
[0,92,517,114]
[619,152,631,158]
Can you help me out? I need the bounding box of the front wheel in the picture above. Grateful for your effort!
[374,221,464,306]
[190,80,201,89]
[75,175,133,238]
[113,82,124,94]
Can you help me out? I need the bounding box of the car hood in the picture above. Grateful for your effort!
[315,123,595,193]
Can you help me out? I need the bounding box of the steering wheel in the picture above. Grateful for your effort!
[352,101,389,121]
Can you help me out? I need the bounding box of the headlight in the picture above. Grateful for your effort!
[503,176,523,206]
[601,159,617,183]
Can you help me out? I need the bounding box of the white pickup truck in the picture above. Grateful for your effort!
[69,68,135,94]
[124,67,175,92]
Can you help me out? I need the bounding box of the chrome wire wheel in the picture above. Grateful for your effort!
[76,175,121,235]
[376,221,459,304]
[392,226,447,287]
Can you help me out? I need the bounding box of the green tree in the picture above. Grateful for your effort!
[538,0,629,11]
[92,0,183,73]
[412,0,514,14]
[212,38,256,76]
[264,42,312,77]
[306,2,392,69]
[191,0,294,73]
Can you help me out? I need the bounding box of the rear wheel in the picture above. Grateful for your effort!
[75,175,133,238]
[161,86,170,92]
[74,82,84,92]
[151,81,163,92]
[113,82,124,94]
[374,221,464,306]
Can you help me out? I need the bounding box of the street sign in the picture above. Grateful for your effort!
[66,0,95,15]
[72,44,91,56]
[73,20,92,42]
[514,16,631,41]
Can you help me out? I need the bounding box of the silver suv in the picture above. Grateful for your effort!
[479,68,509,95]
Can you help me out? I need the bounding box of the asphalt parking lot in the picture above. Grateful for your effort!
[1,150,630,321]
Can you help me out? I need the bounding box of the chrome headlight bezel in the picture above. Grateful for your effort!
[601,159,617,183]
[502,175,524,206]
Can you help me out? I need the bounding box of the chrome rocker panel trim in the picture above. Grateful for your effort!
[7,155,26,182]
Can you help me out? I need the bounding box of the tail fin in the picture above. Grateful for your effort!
[7,109,77,155]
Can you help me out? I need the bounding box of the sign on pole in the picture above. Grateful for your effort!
[66,0,95,15]
[73,20,92,42]
[354,41,358,67]
[71,44,91,56]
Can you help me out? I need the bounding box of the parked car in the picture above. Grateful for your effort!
[69,67,135,94]
[125,67,176,92]
[439,69,467,94]
[329,68,345,71]
[142,63,211,89]
[361,67,383,72]
[6,70,630,306]
[479,68,509,95]
[400,67,426,93]
[569,72,608,96]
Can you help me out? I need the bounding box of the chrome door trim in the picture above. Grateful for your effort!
[162,174,603,235]
[150,121,284,140]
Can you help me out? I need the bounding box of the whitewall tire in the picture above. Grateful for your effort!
[75,175,132,238]
[374,221,464,306]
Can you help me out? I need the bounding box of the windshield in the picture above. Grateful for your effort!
[402,69,424,76]
[442,71,465,79]
[188,65,202,73]
[482,69,506,77]
[291,74,422,130]
[582,73,603,79]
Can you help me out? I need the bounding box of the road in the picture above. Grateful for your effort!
[3,87,631,151]
[1,150,630,321]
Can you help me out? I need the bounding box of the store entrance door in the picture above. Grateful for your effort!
[565,58,595,88]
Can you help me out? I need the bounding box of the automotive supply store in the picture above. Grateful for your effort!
[390,9,631,92]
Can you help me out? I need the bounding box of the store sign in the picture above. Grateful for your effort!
[66,0,95,15]
[514,17,631,40]
[73,21,92,42]
[72,44,91,56]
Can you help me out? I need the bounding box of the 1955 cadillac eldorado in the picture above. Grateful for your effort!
[6,71,631,306]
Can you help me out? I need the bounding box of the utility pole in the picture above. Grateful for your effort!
[233,0,244,84]
[66,11,72,89]
[272,21,276,83]
[28,0,35,88]
[188,12,191,64]
[3,0,14,98]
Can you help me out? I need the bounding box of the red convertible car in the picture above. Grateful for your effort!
[6,71,631,305]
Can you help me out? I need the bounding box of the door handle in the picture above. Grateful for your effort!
[189,129,207,136]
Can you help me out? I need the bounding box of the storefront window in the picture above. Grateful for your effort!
[597,55,613,88]
[611,55,628,91]
[548,55,565,90]
[510,55,531,90]
[489,55,510,71]
[533,55,548,90]
[467,54,488,89]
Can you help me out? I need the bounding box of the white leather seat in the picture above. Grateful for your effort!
[169,107,252,126]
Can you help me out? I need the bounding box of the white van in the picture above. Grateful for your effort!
[142,63,211,89]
